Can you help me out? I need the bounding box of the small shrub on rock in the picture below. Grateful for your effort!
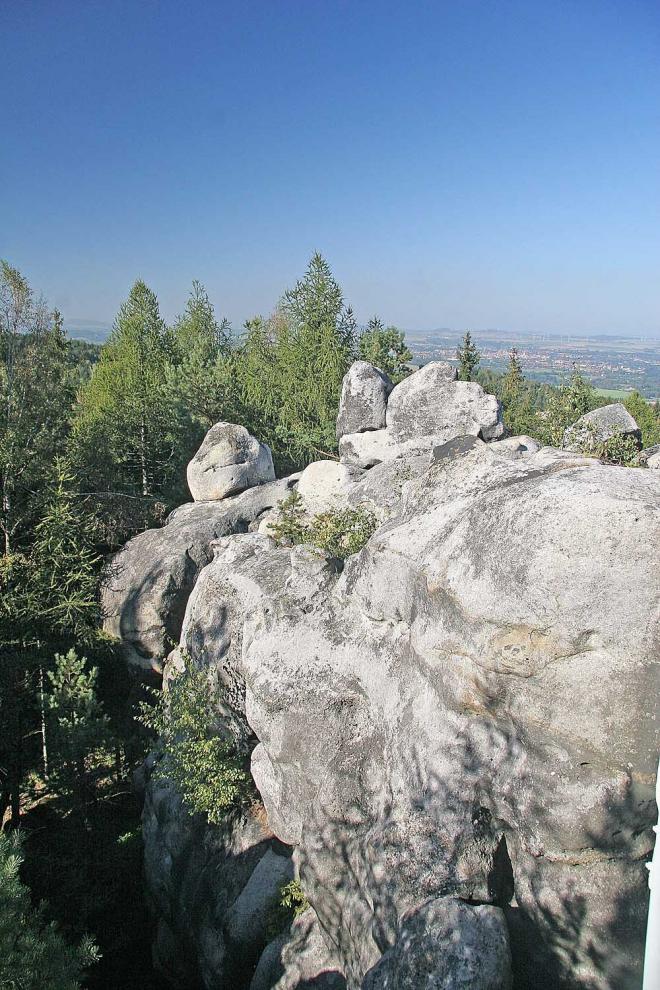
[575,426,640,466]
[269,492,377,560]
[140,666,251,823]
[266,878,310,938]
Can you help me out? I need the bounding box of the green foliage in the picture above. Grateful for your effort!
[71,279,176,500]
[140,666,250,823]
[623,390,660,448]
[266,878,310,939]
[0,832,99,990]
[1,261,74,555]
[537,365,598,446]
[269,491,377,560]
[498,348,537,436]
[456,331,480,381]
[572,426,640,466]
[27,459,101,642]
[358,318,412,382]
[46,650,110,807]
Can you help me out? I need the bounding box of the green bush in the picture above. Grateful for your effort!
[140,665,251,823]
[266,878,310,938]
[269,492,377,560]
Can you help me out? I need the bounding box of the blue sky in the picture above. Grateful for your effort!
[2,0,659,336]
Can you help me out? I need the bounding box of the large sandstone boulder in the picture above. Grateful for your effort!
[563,402,641,452]
[136,438,659,989]
[143,768,286,990]
[102,476,296,669]
[187,422,275,501]
[296,459,357,514]
[386,362,503,441]
[336,361,393,439]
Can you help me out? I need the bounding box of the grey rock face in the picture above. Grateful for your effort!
[361,897,511,990]
[638,443,660,469]
[187,422,275,501]
[142,771,280,989]
[224,849,294,964]
[386,362,503,442]
[240,446,659,989]
[136,436,659,990]
[338,363,503,468]
[489,434,541,459]
[101,476,296,669]
[251,909,347,990]
[336,361,394,439]
[563,402,641,451]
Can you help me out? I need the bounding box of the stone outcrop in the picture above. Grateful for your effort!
[112,368,658,989]
[101,476,297,669]
[187,423,275,501]
[336,361,393,439]
[386,361,503,441]
[563,402,641,451]
[339,361,504,468]
[639,443,660,469]
[250,909,347,990]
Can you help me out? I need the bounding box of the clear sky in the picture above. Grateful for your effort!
[2,0,659,336]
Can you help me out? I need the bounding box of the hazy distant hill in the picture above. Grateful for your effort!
[65,319,111,343]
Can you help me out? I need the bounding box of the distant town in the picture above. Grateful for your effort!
[65,320,660,402]
[406,328,660,400]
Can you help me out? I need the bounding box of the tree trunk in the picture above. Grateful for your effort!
[140,413,149,497]
[39,664,48,777]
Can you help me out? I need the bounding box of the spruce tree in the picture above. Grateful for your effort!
[456,331,481,381]
[46,650,110,814]
[72,280,174,501]
[168,281,235,433]
[0,832,99,989]
[1,261,73,554]
[276,253,355,464]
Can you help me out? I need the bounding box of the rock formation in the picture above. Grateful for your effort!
[104,363,658,989]
[187,422,275,502]
[336,361,393,439]
[563,402,641,451]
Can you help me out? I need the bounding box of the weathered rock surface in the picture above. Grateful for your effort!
[296,459,357,514]
[338,362,503,468]
[143,771,285,989]
[563,402,641,451]
[489,434,541,459]
[361,897,511,990]
[187,422,275,501]
[336,361,393,439]
[251,909,347,990]
[134,409,658,989]
[386,362,503,442]
[224,849,294,964]
[638,443,660,469]
[102,476,296,669]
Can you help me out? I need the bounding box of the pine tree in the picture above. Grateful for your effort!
[0,831,99,989]
[456,331,480,381]
[1,261,73,554]
[46,650,110,814]
[358,318,412,382]
[72,280,175,501]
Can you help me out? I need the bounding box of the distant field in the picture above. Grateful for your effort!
[594,388,631,399]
